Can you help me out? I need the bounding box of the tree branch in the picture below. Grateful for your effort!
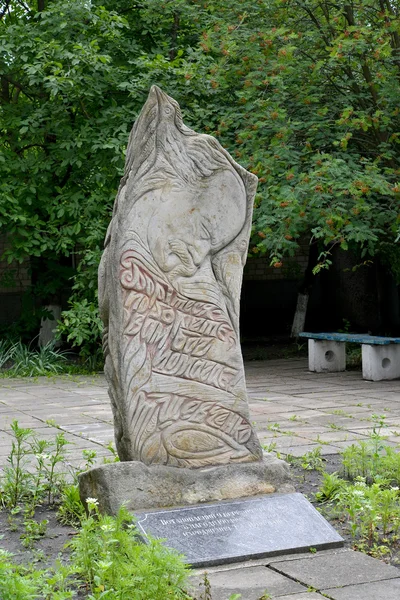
[0,74,36,101]
[0,0,11,21]
[16,143,46,155]
[169,11,180,61]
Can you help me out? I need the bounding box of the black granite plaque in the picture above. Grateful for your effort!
[136,493,343,567]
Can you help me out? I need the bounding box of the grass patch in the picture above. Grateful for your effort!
[0,339,103,378]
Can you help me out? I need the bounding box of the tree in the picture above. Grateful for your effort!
[176,0,400,332]
[0,0,202,343]
[0,2,127,322]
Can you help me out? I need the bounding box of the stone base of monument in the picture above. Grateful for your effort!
[78,455,293,515]
[79,459,344,567]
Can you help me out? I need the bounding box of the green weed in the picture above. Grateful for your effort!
[69,500,191,599]
[287,447,324,472]
[57,484,85,527]
[314,422,400,555]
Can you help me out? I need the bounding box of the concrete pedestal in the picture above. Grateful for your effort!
[308,339,346,373]
[362,344,400,381]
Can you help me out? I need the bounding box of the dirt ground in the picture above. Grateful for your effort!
[0,504,75,566]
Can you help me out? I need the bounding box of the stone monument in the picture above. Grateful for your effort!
[79,86,292,514]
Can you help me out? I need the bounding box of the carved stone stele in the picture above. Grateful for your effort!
[80,87,293,511]
[99,86,263,468]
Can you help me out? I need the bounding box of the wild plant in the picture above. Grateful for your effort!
[0,340,69,378]
[196,572,212,600]
[315,472,344,503]
[0,548,75,600]
[381,446,400,484]
[0,421,34,508]
[262,441,277,454]
[0,548,40,600]
[0,339,15,370]
[341,427,400,487]
[29,438,52,508]
[341,441,375,481]
[298,447,324,471]
[42,432,70,504]
[102,441,120,464]
[20,517,48,549]
[57,484,85,527]
[334,478,400,548]
[287,447,324,472]
[69,500,191,599]
[80,448,97,471]
[1,421,71,511]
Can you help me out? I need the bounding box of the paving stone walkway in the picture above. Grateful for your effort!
[1,357,399,598]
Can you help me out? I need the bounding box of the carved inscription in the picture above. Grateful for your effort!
[158,506,274,538]
[120,250,238,393]
[126,390,254,467]
[116,247,262,466]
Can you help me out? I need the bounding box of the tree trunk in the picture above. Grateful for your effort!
[291,292,309,338]
[291,242,319,338]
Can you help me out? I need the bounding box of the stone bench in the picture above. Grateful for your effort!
[298,332,400,381]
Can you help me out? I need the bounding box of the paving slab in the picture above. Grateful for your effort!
[322,577,400,600]
[190,565,307,600]
[270,549,400,589]
[275,594,326,599]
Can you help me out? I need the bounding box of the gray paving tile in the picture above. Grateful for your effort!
[277,444,339,457]
[275,594,326,599]
[322,577,400,600]
[270,550,399,589]
[333,439,399,450]
[291,430,367,443]
[190,565,306,600]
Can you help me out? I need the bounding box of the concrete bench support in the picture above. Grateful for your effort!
[362,344,400,381]
[308,339,346,373]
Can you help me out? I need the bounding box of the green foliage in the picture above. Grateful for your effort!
[56,299,103,361]
[6,340,68,377]
[69,501,191,599]
[339,415,399,483]
[0,504,192,600]
[0,0,202,347]
[315,472,345,503]
[182,0,400,270]
[312,420,400,556]
[1,421,35,508]
[334,478,400,548]
[0,338,105,376]
[20,517,48,549]
[57,484,85,527]
[0,420,69,508]
[0,339,15,369]
[287,446,325,472]
[0,339,69,377]
[0,421,195,598]
[0,549,45,600]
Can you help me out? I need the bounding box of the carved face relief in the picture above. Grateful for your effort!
[147,170,246,280]
[100,86,263,467]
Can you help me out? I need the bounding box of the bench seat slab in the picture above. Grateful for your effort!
[299,332,397,345]
[362,344,400,381]
[308,339,346,373]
